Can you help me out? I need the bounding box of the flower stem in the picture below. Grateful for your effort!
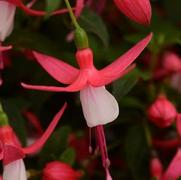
[64,0,89,49]
[64,0,80,29]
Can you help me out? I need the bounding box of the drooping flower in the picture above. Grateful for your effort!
[22,33,152,179]
[114,0,152,25]
[42,161,82,180]
[147,95,177,128]
[0,103,67,180]
[22,33,152,127]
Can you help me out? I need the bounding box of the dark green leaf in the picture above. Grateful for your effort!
[112,68,139,100]
[79,8,109,47]
[59,147,76,166]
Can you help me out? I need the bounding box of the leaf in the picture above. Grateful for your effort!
[79,8,109,47]
[59,147,76,166]
[39,126,71,164]
[46,0,62,14]
[112,68,139,100]
[124,125,149,180]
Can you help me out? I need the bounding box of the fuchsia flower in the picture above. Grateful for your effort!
[148,95,177,128]
[114,0,152,25]
[150,149,181,180]
[0,103,67,180]
[42,161,82,180]
[22,33,152,179]
[22,33,152,127]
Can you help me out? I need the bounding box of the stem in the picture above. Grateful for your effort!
[64,0,80,29]
[144,122,152,148]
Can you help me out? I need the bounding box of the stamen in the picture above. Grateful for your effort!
[106,168,113,180]
[95,125,112,179]
[89,128,93,154]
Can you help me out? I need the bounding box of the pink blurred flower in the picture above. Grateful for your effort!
[114,0,152,25]
[154,52,181,80]
[170,73,181,93]
[150,157,163,180]
[150,149,181,180]
[162,148,181,180]
[0,103,67,180]
[148,95,177,128]
[43,161,82,180]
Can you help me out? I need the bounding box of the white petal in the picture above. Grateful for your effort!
[3,159,27,180]
[0,1,16,42]
[80,85,119,127]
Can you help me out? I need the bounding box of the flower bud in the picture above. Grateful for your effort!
[114,0,151,25]
[0,1,16,42]
[162,52,181,73]
[150,157,163,180]
[148,95,177,128]
[43,161,82,180]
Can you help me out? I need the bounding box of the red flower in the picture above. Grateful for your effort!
[0,103,67,180]
[43,161,82,180]
[114,0,152,25]
[22,33,152,127]
[148,95,177,128]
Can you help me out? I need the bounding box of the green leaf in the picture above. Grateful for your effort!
[112,68,139,100]
[59,147,76,166]
[46,0,62,14]
[79,8,109,47]
[39,126,71,164]
[124,125,149,180]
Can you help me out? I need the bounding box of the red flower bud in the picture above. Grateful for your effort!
[148,95,177,128]
[43,161,82,180]
[114,0,152,25]
[150,157,163,180]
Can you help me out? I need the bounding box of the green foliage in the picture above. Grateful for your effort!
[79,8,109,47]
[59,147,76,166]
[46,0,62,14]
[39,126,71,164]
